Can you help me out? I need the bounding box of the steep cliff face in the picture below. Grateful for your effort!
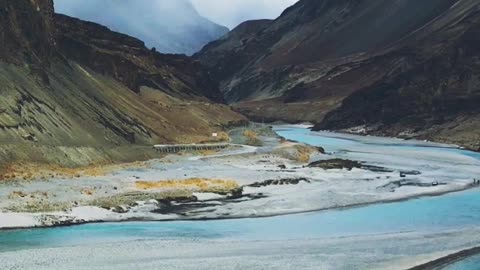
[0,0,245,167]
[0,0,55,65]
[55,14,224,102]
[197,0,480,149]
[54,0,229,55]
[316,4,480,150]
[197,0,462,102]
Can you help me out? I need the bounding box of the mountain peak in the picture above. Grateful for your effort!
[54,0,229,55]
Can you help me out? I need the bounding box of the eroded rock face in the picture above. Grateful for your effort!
[0,0,55,65]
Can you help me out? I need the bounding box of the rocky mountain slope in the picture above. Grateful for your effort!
[196,0,480,150]
[54,0,229,55]
[0,0,245,167]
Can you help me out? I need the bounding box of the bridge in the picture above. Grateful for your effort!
[153,143,231,153]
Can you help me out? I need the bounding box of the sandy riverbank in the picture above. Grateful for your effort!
[2,227,480,270]
[0,125,478,229]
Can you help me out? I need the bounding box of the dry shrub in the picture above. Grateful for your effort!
[274,144,316,163]
[244,130,257,139]
[135,178,239,194]
[6,200,70,213]
[199,150,218,156]
[0,161,149,181]
[243,130,263,146]
[8,191,49,200]
[294,145,315,163]
[8,191,28,199]
[214,132,230,142]
[81,188,95,196]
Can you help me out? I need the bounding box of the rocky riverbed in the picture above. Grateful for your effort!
[0,125,478,229]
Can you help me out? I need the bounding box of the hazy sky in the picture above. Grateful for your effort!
[55,0,299,30]
[192,0,298,29]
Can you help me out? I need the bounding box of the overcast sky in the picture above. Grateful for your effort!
[192,0,298,29]
[55,0,298,30]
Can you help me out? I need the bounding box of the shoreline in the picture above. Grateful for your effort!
[1,124,479,234]
[1,125,480,270]
[1,182,476,232]
[273,122,479,153]
[308,126,480,154]
[409,246,480,270]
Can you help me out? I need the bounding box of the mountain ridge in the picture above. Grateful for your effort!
[0,0,245,167]
[196,0,480,150]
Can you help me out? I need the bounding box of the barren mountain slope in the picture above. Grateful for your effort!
[0,0,245,167]
[197,0,480,150]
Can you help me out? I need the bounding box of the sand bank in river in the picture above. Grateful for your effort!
[1,126,479,229]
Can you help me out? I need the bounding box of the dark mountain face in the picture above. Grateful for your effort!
[197,0,463,102]
[0,0,245,166]
[54,0,229,55]
[55,14,224,102]
[196,0,480,150]
[0,0,55,65]
[317,4,480,149]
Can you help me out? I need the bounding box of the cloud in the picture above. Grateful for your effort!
[54,0,299,30]
[191,0,299,29]
[53,0,299,53]
[53,0,232,54]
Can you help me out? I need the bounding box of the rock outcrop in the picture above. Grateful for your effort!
[0,0,54,63]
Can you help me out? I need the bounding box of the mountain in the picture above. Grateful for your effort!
[196,0,480,150]
[0,0,245,167]
[54,0,229,55]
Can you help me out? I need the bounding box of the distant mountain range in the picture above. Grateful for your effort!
[196,0,480,151]
[54,0,229,55]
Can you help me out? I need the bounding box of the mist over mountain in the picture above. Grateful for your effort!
[54,0,229,55]
[191,0,298,29]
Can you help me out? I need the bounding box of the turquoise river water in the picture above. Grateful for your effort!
[1,126,480,269]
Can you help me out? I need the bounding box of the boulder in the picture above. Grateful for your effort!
[308,159,362,171]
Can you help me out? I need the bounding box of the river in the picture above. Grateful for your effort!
[1,125,479,269]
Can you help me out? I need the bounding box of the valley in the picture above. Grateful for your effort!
[196,0,480,151]
[0,125,479,270]
[1,0,480,269]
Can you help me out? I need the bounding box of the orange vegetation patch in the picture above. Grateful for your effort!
[243,130,258,139]
[294,145,315,163]
[198,150,218,156]
[212,131,231,142]
[0,161,150,181]
[243,130,263,146]
[81,188,95,196]
[8,191,28,198]
[273,143,316,163]
[135,178,239,193]
[8,190,49,200]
